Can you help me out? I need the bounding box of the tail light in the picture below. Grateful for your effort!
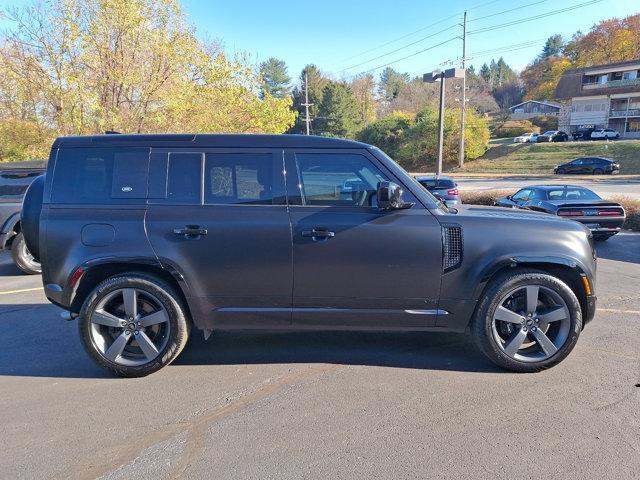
[447,189,459,195]
[558,210,583,216]
[598,210,621,216]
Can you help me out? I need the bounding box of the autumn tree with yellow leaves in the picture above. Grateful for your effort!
[0,0,296,161]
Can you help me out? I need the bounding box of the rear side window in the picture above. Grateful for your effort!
[167,153,202,204]
[204,153,283,205]
[51,148,149,204]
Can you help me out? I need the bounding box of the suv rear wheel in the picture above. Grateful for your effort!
[11,232,41,275]
[79,274,190,377]
[472,270,582,372]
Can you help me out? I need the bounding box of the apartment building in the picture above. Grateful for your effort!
[554,59,640,138]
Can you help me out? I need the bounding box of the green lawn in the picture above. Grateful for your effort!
[453,140,640,175]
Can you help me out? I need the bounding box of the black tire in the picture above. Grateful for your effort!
[471,269,582,373]
[593,168,604,175]
[79,274,190,377]
[11,232,41,275]
[556,168,566,175]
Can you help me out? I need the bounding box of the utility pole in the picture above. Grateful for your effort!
[302,71,312,135]
[458,11,467,168]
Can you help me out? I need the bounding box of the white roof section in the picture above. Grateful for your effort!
[509,100,561,110]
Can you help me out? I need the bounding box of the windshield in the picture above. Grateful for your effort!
[546,187,601,200]
[543,131,556,135]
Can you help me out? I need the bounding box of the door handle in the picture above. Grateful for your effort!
[173,225,208,238]
[302,228,335,240]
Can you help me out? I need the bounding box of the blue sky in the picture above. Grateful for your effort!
[2,0,638,84]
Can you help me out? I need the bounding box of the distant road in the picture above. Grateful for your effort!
[455,176,640,200]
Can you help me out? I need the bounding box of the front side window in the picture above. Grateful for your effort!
[204,153,282,205]
[512,189,531,201]
[294,153,388,207]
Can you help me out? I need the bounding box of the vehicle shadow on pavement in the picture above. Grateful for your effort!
[175,331,503,374]
[595,234,640,264]
[0,258,26,277]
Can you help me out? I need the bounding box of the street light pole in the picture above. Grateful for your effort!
[424,68,465,176]
[459,11,467,168]
[436,74,446,176]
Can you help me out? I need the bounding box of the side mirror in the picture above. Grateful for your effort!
[377,181,414,210]
[506,195,512,201]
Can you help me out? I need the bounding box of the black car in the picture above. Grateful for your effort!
[554,157,619,175]
[571,128,595,141]
[0,161,46,274]
[537,131,569,142]
[415,175,461,207]
[495,185,625,240]
[22,134,597,376]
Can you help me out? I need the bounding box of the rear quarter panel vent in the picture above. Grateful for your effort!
[442,224,463,272]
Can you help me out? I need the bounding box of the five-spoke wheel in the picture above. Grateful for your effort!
[473,270,582,372]
[79,274,190,377]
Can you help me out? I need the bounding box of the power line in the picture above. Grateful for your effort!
[468,0,548,22]
[467,0,604,35]
[361,36,460,74]
[337,0,503,64]
[340,24,459,73]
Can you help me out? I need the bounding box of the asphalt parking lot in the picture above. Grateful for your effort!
[0,234,638,479]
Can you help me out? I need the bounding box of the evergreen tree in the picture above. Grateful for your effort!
[538,35,565,61]
[259,57,291,98]
[378,67,410,102]
[316,82,362,138]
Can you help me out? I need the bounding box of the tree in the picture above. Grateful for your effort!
[356,111,413,159]
[564,14,640,66]
[378,67,410,102]
[493,80,524,110]
[349,73,376,126]
[0,0,295,159]
[521,56,572,100]
[259,57,291,98]
[538,35,565,61]
[291,64,329,133]
[316,82,362,138]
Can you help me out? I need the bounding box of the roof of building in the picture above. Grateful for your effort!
[555,59,640,99]
[508,100,561,110]
[52,134,371,149]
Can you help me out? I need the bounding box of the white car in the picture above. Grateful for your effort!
[513,132,539,143]
[590,128,620,140]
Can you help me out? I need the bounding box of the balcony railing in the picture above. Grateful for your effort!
[610,108,640,117]
[583,77,640,89]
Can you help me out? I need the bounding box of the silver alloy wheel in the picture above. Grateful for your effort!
[491,284,571,363]
[89,288,171,366]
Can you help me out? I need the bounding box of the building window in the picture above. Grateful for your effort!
[627,120,640,133]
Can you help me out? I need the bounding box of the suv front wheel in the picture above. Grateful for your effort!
[472,270,582,372]
[79,274,190,377]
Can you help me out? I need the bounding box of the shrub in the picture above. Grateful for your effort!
[493,120,539,138]
[357,111,413,159]
[531,115,558,132]
[0,119,53,162]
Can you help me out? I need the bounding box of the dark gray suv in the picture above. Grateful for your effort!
[22,134,597,377]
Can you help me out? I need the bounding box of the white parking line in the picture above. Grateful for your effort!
[599,308,640,315]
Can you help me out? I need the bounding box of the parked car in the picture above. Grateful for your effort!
[0,161,46,274]
[494,185,625,241]
[513,133,539,143]
[554,157,620,175]
[571,128,595,141]
[415,175,461,207]
[537,131,569,142]
[590,128,619,140]
[22,134,597,376]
